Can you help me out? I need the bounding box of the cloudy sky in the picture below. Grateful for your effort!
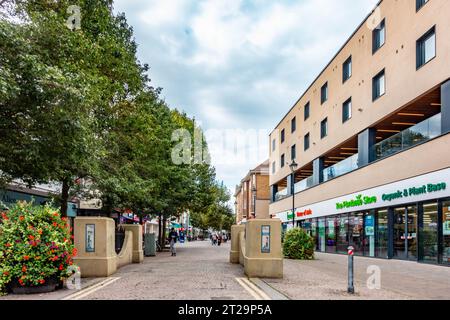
[113,0,379,198]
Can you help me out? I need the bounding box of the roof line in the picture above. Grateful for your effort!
[270,0,383,135]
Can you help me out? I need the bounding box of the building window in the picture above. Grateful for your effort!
[320,118,328,139]
[272,138,276,151]
[372,19,385,53]
[343,56,352,83]
[416,0,429,11]
[321,82,328,104]
[372,69,385,101]
[342,98,352,123]
[291,144,296,160]
[304,102,310,120]
[272,162,276,174]
[291,117,296,133]
[416,26,436,69]
[281,129,285,144]
[304,133,310,151]
[281,154,285,168]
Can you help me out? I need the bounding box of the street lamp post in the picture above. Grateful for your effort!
[289,160,298,229]
[252,185,257,219]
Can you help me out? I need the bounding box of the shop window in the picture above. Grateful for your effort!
[317,218,326,252]
[326,216,338,253]
[442,200,450,265]
[420,202,439,263]
[364,211,376,257]
[349,212,365,256]
[337,214,349,254]
[376,209,389,258]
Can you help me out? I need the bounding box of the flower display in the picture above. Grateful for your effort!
[0,201,75,295]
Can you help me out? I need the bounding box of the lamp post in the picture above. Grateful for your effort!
[252,185,257,219]
[289,160,298,229]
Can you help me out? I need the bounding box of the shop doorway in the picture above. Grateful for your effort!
[393,206,418,260]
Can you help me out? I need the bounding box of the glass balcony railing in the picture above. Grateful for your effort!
[294,175,315,193]
[323,153,359,182]
[274,188,289,201]
[372,113,441,161]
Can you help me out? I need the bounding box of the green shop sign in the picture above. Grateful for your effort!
[336,194,377,210]
[382,182,446,202]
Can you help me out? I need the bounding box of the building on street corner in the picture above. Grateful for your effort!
[235,160,270,224]
[269,0,450,266]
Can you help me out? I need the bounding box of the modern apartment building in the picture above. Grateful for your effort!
[235,160,270,224]
[269,0,450,265]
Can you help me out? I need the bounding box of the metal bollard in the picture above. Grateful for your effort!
[347,246,355,294]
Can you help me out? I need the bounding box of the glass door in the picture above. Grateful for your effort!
[442,201,450,265]
[393,208,407,259]
[393,206,418,260]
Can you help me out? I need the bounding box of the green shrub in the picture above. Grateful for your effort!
[283,228,315,260]
[0,201,76,295]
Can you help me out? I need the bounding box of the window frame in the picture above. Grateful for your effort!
[372,19,386,54]
[343,56,352,83]
[304,133,310,151]
[281,154,285,168]
[416,0,429,12]
[291,144,296,160]
[342,97,352,123]
[291,117,296,133]
[304,102,310,120]
[321,82,328,105]
[416,25,436,70]
[280,129,285,144]
[320,118,328,139]
[372,69,386,102]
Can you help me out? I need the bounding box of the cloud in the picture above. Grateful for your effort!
[113,0,379,200]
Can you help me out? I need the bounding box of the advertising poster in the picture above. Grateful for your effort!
[261,225,271,253]
[86,224,95,252]
[365,215,375,236]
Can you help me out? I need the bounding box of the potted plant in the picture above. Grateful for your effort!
[0,201,77,295]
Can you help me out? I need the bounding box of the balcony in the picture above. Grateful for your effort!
[323,153,359,182]
[294,175,315,193]
[274,188,289,202]
[372,113,441,161]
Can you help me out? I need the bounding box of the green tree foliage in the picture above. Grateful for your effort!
[283,228,315,260]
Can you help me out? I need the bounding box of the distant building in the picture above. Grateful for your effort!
[234,160,270,224]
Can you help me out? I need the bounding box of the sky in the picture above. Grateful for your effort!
[113,0,379,201]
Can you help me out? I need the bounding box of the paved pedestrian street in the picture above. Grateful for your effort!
[1,241,449,300]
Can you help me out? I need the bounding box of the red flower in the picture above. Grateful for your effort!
[19,216,25,221]
[18,279,24,286]
[58,264,63,271]
[23,255,30,261]
[5,243,11,248]
[1,212,8,220]
[22,265,27,273]
[2,271,9,276]
[39,279,45,285]
[28,235,35,240]
[52,222,58,227]
[38,229,43,235]
[72,248,78,257]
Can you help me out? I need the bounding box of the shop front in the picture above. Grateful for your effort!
[274,168,450,266]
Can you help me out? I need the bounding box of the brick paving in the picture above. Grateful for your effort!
[264,252,450,300]
[2,241,449,300]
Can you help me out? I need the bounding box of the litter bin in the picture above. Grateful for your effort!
[144,233,156,257]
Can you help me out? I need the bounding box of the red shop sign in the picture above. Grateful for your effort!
[296,209,313,217]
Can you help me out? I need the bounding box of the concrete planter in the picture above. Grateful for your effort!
[9,276,60,295]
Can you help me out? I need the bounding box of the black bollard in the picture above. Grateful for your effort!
[347,246,355,294]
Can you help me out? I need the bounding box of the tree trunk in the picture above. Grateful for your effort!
[158,213,163,252]
[60,179,70,217]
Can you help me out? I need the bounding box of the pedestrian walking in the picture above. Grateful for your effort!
[217,233,222,246]
[168,228,178,256]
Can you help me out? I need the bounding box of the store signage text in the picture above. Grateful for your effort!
[296,209,313,217]
[336,194,377,210]
[382,182,446,202]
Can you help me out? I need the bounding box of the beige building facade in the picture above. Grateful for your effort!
[235,160,270,224]
[269,0,450,266]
